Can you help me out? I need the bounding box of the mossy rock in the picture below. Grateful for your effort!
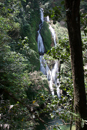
[41,22,52,52]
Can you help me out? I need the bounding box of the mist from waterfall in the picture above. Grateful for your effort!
[37,8,60,98]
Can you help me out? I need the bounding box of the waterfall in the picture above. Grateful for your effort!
[37,8,60,98]
[45,16,50,22]
[37,31,45,54]
[49,25,56,46]
[37,8,45,54]
[40,8,44,23]
[40,55,46,75]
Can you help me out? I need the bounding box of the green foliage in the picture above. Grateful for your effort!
[1,0,87,129]
[20,4,40,51]
[45,14,87,129]
[26,71,49,103]
[45,6,62,24]
[21,23,38,52]
[41,22,52,52]
[20,43,40,72]
[0,0,49,129]
[47,24,70,63]
[81,32,87,90]
[44,0,65,23]
[45,22,74,129]
[0,16,11,43]
[80,1,87,13]
[0,44,47,129]
[80,11,87,32]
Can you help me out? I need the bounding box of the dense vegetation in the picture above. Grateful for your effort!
[0,0,87,130]
[0,0,50,129]
[45,0,87,129]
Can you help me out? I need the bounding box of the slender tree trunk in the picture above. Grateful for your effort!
[70,96,74,130]
[65,0,87,129]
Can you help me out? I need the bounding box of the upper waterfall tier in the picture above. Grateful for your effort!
[37,8,45,54]
[40,8,44,23]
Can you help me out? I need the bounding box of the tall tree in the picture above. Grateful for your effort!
[65,0,87,129]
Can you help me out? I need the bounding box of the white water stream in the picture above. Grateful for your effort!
[49,25,57,46]
[37,8,60,98]
[37,31,45,54]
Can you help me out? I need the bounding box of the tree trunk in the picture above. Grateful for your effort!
[65,0,87,129]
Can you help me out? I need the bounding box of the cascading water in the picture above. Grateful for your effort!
[40,8,44,23]
[49,25,57,46]
[49,24,61,98]
[37,8,60,98]
[37,9,45,54]
[37,32,45,54]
